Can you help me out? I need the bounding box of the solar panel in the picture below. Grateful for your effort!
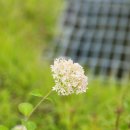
[50,0,130,82]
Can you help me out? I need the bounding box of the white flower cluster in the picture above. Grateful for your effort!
[51,57,88,95]
[12,125,27,130]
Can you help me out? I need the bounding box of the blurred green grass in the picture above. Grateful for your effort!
[0,0,130,130]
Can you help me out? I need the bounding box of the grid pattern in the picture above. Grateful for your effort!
[51,0,130,81]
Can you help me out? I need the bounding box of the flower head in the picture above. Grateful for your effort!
[12,125,27,130]
[51,57,88,95]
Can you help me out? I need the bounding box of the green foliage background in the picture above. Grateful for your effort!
[0,0,130,130]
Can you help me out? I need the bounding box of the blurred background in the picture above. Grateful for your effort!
[0,0,130,130]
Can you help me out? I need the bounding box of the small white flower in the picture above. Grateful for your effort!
[51,57,88,95]
[12,125,27,130]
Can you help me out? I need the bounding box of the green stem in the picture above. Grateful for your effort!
[27,90,52,120]
[115,84,129,130]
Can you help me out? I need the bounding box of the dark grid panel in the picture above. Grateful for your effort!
[52,0,130,81]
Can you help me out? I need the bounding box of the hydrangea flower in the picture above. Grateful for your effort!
[12,125,27,130]
[51,57,88,95]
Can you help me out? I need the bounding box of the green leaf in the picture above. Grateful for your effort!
[0,125,9,130]
[18,102,33,117]
[25,121,37,130]
[30,90,43,97]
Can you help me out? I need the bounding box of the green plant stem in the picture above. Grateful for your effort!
[27,90,52,120]
[115,85,129,130]
[115,107,122,130]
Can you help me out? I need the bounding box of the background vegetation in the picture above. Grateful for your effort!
[0,0,130,130]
